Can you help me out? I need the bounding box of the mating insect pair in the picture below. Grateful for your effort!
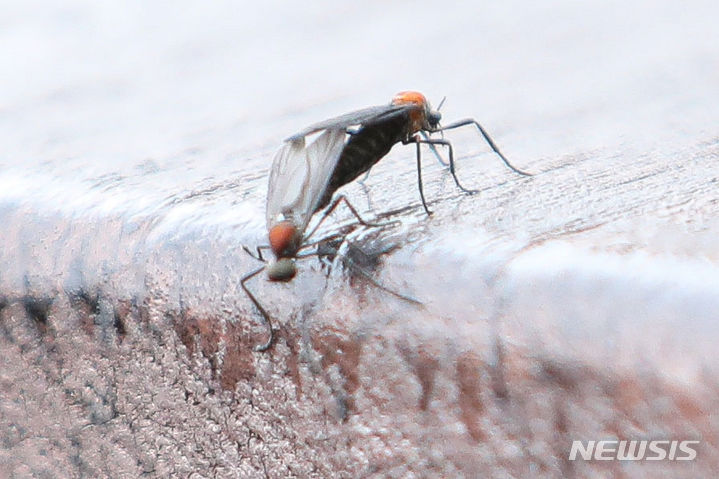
[242,91,531,351]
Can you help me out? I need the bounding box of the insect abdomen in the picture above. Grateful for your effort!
[315,114,409,211]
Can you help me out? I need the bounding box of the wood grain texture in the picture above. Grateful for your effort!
[1,1,717,477]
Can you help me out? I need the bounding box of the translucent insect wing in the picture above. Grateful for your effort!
[266,128,346,232]
[266,138,308,228]
[286,104,410,141]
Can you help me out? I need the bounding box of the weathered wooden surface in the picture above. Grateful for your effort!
[1,1,718,477]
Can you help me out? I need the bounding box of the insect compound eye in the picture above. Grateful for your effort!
[428,110,442,128]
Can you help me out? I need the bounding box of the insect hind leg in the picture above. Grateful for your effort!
[305,195,396,242]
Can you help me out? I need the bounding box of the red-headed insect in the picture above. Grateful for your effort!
[242,91,530,351]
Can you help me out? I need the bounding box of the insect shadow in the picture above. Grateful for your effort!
[241,217,416,351]
[314,232,421,305]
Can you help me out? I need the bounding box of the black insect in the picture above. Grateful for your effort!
[287,90,530,216]
[242,91,530,351]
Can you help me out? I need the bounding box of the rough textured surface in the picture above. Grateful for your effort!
[2,1,718,477]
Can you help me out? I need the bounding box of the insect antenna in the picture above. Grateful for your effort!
[436,95,447,111]
[436,96,447,141]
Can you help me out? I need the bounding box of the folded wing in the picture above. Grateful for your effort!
[266,128,347,233]
[285,104,411,141]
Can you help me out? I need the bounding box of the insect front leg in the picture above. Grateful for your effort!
[419,130,448,167]
[404,134,479,215]
[432,119,532,176]
[410,136,477,195]
[402,136,431,215]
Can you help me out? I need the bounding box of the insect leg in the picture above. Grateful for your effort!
[419,130,448,166]
[334,195,395,228]
[410,136,478,198]
[359,168,372,183]
[410,139,432,215]
[240,265,274,352]
[433,119,532,176]
[242,244,272,263]
[295,233,347,260]
[305,195,394,242]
